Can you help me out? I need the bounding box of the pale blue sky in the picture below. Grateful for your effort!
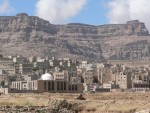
[0,0,150,30]
[68,0,110,25]
[7,0,37,16]
[0,0,110,25]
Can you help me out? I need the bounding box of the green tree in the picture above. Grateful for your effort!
[8,76,17,82]
[93,76,98,83]
[32,67,39,71]
[0,81,5,86]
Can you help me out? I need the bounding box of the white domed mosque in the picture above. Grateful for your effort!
[40,73,54,80]
[11,73,83,93]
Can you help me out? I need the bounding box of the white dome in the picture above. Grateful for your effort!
[41,73,54,80]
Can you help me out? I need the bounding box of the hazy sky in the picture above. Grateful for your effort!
[0,0,150,30]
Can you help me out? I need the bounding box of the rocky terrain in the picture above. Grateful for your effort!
[0,93,150,113]
[0,13,150,60]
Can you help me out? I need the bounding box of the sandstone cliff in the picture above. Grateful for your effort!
[0,13,149,60]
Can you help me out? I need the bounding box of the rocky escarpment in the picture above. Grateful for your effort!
[57,20,149,36]
[0,13,57,34]
[0,13,150,60]
[0,13,148,37]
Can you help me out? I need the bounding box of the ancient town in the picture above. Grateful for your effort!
[0,55,149,94]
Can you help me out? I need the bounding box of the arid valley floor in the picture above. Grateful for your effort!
[0,92,150,113]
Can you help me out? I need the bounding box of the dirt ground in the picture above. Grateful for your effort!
[0,92,150,113]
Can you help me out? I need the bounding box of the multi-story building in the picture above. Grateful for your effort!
[13,56,29,64]
[0,60,14,67]
[0,67,15,75]
[83,69,94,84]
[97,63,113,84]
[34,60,49,70]
[28,56,36,63]
[115,72,132,89]
[19,63,33,74]
[0,70,8,83]
[0,59,16,75]
[132,72,150,92]
[53,70,69,81]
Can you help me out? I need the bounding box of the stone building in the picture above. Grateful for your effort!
[13,56,29,64]
[53,70,69,81]
[11,73,83,93]
[0,60,14,67]
[19,63,33,74]
[28,56,36,63]
[132,72,150,92]
[0,67,15,75]
[0,60,15,74]
[96,63,113,84]
[116,72,132,89]
[34,60,49,70]
[0,70,8,83]
[83,68,94,84]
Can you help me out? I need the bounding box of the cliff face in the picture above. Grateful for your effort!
[57,20,149,36]
[0,13,57,34]
[0,13,150,60]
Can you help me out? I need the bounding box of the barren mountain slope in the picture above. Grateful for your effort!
[0,13,149,60]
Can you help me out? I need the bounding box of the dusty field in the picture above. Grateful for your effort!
[0,92,150,113]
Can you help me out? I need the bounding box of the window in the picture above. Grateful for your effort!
[52,81,54,90]
[48,82,51,90]
[44,81,46,90]
[69,85,71,90]
[18,83,20,90]
[75,85,77,91]
[57,81,59,90]
[72,85,74,91]
[33,82,34,89]
[61,82,63,90]
[29,82,32,90]
[64,82,66,90]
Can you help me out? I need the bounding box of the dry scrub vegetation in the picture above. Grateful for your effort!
[0,92,150,113]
